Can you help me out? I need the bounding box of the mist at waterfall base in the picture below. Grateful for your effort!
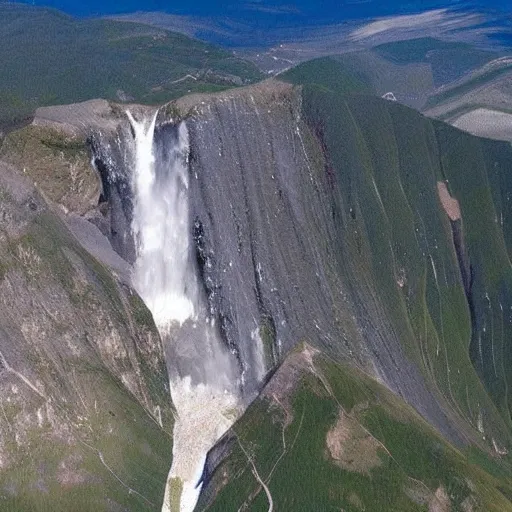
[126,111,242,512]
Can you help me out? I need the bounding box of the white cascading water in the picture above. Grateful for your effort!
[128,112,195,328]
[127,111,241,512]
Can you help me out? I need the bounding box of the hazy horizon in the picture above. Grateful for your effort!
[3,0,508,21]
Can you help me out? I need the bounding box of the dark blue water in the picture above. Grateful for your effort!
[6,0,511,20]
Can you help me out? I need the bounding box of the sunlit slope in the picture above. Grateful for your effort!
[282,53,433,108]
[198,346,512,511]
[0,156,173,510]
[425,58,512,118]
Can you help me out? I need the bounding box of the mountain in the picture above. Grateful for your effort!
[184,76,512,510]
[198,345,512,511]
[0,129,173,509]
[3,74,512,510]
[3,5,512,511]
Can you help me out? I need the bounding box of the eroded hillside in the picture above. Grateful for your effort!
[198,345,512,511]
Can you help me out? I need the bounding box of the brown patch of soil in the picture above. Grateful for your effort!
[326,410,382,474]
[348,492,365,510]
[429,486,451,512]
[56,453,90,487]
[437,182,461,221]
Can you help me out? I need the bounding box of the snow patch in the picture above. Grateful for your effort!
[163,377,240,512]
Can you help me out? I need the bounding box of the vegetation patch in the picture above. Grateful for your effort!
[282,56,374,95]
[0,124,98,214]
[0,3,262,127]
[199,352,512,511]
[128,291,156,329]
[169,477,183,512]
[259,314,277,369]
[374,37,497,87]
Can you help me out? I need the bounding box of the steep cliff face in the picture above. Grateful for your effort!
[0,141,173,509]
[177,82,466,443]
[181,82,369,400]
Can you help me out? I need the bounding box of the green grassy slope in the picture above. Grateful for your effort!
[425,63,512,113]
[283,39,498,112]
[0,3,262,129]
[282,57,375,96]
[282,52,433,107]
[300,84,512,445]
[374,37,498,87]
[198,347,512,511]
[282,63,512,442]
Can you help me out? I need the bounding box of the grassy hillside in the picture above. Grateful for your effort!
[374,38,498,87]
[427,66,512,108]
[282,52,433,108]
[281,65,512,443]
[298,83,512,443]
[283,39,499,111]
[0,3,262,129]
[282,57,375,96]
[423,62,512,125]
[198,346,512,511]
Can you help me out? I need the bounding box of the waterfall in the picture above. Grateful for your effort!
[128,111,195,329]
[126,111,242,512]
